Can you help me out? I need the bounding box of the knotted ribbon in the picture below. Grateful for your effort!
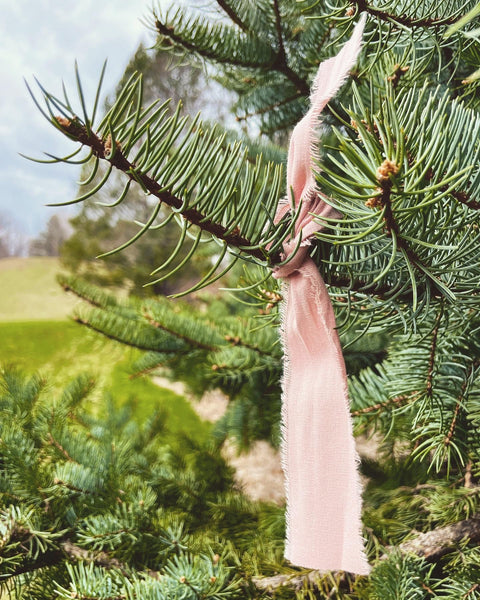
[273,16,370,575]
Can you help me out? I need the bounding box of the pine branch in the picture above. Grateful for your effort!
[72,315,157,352]
[426,307,443,399]
[61,540,128,574]
[397,515,480,561]
[153,6,309,95]
[153,15,273,69]
[54,117,274,264]
[444,359,480,447]
[351,392,419,416]
[450,188,480,210]
[47,433,78,463]
[350,0,464,28]
[1,540,127,581]
[223,334,273,358]
[215,0,249,32]
[325,271,432,302]
[143,309,217,351]
[372,165,452,296]
[271,0,310,95]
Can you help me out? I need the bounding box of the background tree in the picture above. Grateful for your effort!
[29,214,70,257]
[0,211,28,257]
[21,0,480,597]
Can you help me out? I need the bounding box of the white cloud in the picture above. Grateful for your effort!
[0,0,151,234]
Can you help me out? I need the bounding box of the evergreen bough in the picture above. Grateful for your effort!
[21,0,480,597]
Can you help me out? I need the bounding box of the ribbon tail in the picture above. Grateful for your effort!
[280,258,370,575]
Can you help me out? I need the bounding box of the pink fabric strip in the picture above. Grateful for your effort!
[273,16,370,575]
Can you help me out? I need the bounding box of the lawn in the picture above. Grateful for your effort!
[0,257,78,321]
[0,258,210,443]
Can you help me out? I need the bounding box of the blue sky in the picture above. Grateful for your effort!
[0,1,151,236]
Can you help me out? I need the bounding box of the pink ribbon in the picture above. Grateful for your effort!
[273,16,370,574]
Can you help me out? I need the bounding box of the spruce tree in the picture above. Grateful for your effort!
[22,0,480,597]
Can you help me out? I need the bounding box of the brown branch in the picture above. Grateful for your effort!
[465,583,480,597]
[253,570,336,593]
[61,540,128,574]
[47,433,77,463]
[366,160,453,298]
[55,123,472,304]
[271,0,310,95]
[154,7,310,94]
[464,460,474,489]
[59,280,105,309]
[53,478,93,495]
[397,515,480,561]
[426,307,443,399]
[272,0,286,64]
[224,334,274,358]
[450,189,480,211]
[421,581,436,595]
[55,117,273,264]
[142,311,274,357]
[254,515,480,592]
[445,391,465,447]
[142,310,217,352]
[72,315,158,352]
[444,359,480,447]
[215,0,248,32]
[154,18,270,69]
[2,539,128,583]
[325,271,421,301]
[350,0,461,28]
[351,392,420,417]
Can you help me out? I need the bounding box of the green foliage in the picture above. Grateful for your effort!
[350,306,480,475]
[25,0,480,596]
[0,367,287,599]
[58,274,283,449]
[0,317,206,436]
[27,62,287,296]
[366,552,436,600]
[315,83,480,330]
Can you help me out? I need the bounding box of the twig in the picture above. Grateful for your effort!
[47,433,77,463]
[444,359,480,447]
[351,392,419,416]
[215,0,248,31]
[72,315,156,352]
[426,308,443,398]
[350,0,460,28]
[55,118,273,264]
[271,0,310,94]
[143,309,217,351]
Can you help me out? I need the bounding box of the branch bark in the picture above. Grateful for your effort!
[397,515,480,561]
[253,515,480,592]
[55,118,272,264]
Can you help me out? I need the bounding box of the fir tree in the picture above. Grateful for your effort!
[0,367,284,599]
[22,0,480,597]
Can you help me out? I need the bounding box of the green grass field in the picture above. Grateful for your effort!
[0,257,209,443]
[0,257,78,321]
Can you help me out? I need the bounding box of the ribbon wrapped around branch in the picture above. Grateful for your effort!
[273,15,370,575]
